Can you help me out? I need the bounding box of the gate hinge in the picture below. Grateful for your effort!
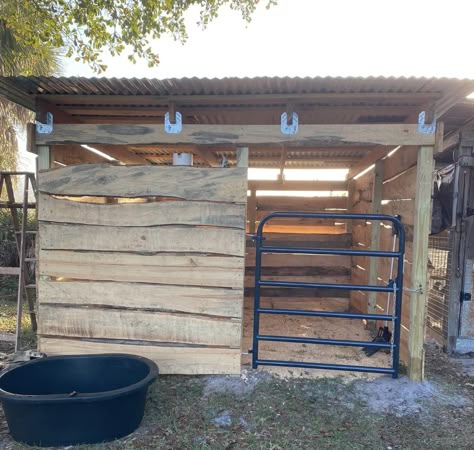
[460,292,472,302]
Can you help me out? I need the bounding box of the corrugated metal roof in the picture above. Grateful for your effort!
[2,75,473,97]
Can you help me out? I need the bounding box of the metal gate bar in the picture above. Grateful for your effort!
[251,212,405,378]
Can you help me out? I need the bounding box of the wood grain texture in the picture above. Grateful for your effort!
[39,223,245,257]
[245,251,351,268]
[38,338,241,374]
[39,251,244,289]
[408,146,435,381]
[382,166,416,200]
[38,305,241,347]
[39,165,247,202]
[256,196,347,211]
[382,199,415,226]
[39,281,243,318]
[35,123,436,146]
[39,194,246,229]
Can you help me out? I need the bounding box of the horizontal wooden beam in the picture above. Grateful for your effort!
[248,180,347,191]
[43,91,440,107]
[35,124,436,147]
[62,104,416,117]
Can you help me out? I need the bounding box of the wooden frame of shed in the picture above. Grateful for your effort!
[2,76,474,381]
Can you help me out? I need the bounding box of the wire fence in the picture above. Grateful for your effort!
[426,234,451,342]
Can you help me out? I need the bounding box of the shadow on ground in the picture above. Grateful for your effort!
[0,344,473,450]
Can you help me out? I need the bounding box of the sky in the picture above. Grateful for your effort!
[64,0,474,79]
[21,0,474,175]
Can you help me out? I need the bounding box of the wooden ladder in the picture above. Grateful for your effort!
[0,172,38,351]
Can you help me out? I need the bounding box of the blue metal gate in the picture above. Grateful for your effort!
[250,212,405,378]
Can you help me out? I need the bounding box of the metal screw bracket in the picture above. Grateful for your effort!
[281,112,298,135]
[164,111,182,134]
[417,111,436,135]
[35,112,53,134]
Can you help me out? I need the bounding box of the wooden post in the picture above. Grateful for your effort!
[346,179,355,234]
[37,145,51,171]
[236,147,249,168]
[248,189,257,234]
[367,160,384,327]
[408,145,434,381]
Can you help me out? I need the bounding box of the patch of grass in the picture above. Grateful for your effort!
[1,372,474,450]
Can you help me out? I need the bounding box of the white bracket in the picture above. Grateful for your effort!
[35,112,53,134]
[281,112,298,135]
[164,111,182,134]
[418,111,436,135]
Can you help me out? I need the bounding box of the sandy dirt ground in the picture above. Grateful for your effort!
[241,297,390,379]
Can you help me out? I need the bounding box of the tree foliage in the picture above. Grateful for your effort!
[0,19,61,171]
[1,0,275,73]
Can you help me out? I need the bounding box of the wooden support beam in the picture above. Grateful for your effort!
[236,147,249,168]
[41,91,440,107]
[37,145,51,171]
[433,82,474,119]
[35,124,436,147]
[408,145,434,381]
[346,179,355,233]
[279,146,287,180]
[248,189,257,234]
[367,160,384,328]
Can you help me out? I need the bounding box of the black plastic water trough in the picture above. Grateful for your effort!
[0,354,158,447]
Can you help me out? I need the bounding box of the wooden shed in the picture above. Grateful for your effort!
[1,75,474,381]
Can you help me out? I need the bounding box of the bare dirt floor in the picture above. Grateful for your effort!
[241,297,390,378]
[1,297,474,449]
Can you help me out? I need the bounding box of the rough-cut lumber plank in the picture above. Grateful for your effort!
[246,265,350,277]
[256,196,347,211]
[39,251,244,289]
[39,281,242,318]
[256,297,349,311]
[35,123,436,146]
[350,291,368,314]
[245,251,351,268]
[38,305,241,347]
[39,194,246,229]
[51,145,108,165]
[254,216,341,227]
[382,200,415,226]
[408,146,434,381]
[39,223,245,257]
[38,338,241,374]
[244,275,350,288]
[245,287,350,299]
[382,146,418,181]
[39,164,247,202]
[382,166,416,200]
[246,233,351,248]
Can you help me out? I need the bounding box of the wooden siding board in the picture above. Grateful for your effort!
[39,165,247,202]
[39,194,246,229]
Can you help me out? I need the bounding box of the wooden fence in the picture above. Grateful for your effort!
[37,164,247,374]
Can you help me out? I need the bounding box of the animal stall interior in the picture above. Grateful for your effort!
[50,143,406,377]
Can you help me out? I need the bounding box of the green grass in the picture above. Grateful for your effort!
[2,373,473,450]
